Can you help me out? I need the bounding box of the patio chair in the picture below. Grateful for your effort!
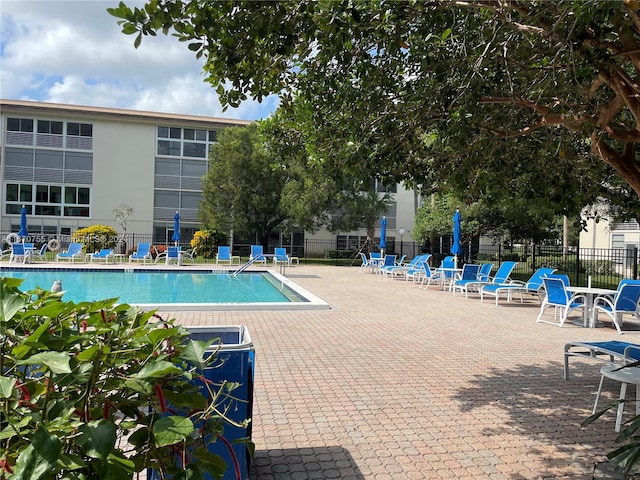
[9,243,30,263]
[90,248,114,263]
[451,261,518,299]
[375,254,396,274]
[421,256,456,290]
[452,264,481,296]
[273,247,290,266]
[216,246,239,265]
[165,246,181,265]
[407,261,433,284]
[564,340,640,379]
[536,276,586,327]
[129,243,152,263]
[56,242,84,262]
[477,263,494,282]
[592,279,640,334]
[31,244,49,262]
[250,245,266,265]
[479,267,557,306]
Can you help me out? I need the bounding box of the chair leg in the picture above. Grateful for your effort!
[593,374,606,414]
[616,382,628,433]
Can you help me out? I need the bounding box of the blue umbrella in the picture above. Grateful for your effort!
[171,211,180,246]
[451,209,463,264]
[378,216,387,254]
[18,205,28,240]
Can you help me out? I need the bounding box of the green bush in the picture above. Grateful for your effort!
[72,225,118,253]
[0,278,251,479]
[190,230,228,259]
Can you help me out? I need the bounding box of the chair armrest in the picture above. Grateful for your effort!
[594,295,615,309]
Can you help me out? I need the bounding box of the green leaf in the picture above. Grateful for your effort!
[0,375,16,398]
[77,419,117,460]
[18,352,71,374]
[0,278,27,322]
[180,340,210,370]
[153,415,194,447]
[134,360,182,379]
[13,427,61,480]
[76,344,101,361]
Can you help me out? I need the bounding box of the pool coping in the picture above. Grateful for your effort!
[0,264,331,311]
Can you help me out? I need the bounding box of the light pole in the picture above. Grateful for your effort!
[398,228,405,257]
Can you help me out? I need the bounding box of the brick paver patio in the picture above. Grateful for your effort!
[157,265,640,479]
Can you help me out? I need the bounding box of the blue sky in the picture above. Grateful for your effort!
[0,0,279,121]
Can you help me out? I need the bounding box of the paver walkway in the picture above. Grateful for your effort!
[125,265,640,478]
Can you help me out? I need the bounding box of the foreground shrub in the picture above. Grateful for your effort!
[0,278,251,479]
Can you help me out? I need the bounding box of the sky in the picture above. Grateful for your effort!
[0,0,279,121]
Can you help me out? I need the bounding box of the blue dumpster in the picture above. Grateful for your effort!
[149,325,254,480]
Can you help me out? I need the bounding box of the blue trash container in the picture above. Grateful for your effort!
[148,324,254,480]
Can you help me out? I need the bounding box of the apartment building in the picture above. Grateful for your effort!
[0,99,418,251]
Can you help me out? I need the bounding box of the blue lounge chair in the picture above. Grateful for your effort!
[216,246,239,265]
[593,279,640,334]
[250,245,266,265]
[56,242,84,262]
[406,261,432,284]
[90,248,114,263]
[452,264,481,296]
[564,340,640,379]
[536,276,586,327]
[421,256,457,290]
[381,254,430,279]
[477,263,494,282]
[129,243,152,263]
[452,261,518,298]
[375,254,396,274]
[479,267,557,306]
[273,247,290,266]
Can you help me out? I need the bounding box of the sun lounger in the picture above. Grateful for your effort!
[564,340,640,379]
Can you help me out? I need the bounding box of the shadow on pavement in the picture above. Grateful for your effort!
[252,446,364,479]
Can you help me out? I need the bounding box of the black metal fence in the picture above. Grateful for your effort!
[2,230,637,287]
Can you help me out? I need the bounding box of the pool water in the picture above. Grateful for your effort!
[0,269,327,310]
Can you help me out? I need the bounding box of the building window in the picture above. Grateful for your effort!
[7,118,34,132]
[66,123,93,137]
[37,120,63,135]
[157,126,219,158]
[5,183,89,217]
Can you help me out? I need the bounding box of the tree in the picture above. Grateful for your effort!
[260,107,395,238]
[109,0,640,219]
[201,124,288,248]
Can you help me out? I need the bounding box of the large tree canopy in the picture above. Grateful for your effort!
[110,0,640,220]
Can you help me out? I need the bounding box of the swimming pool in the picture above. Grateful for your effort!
[0,268,329,311]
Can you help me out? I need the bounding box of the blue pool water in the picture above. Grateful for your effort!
[1,269,306,306]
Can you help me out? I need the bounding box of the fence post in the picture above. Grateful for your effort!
[575,243,581,285]
[634,247,639,280]
[531,243,537,271]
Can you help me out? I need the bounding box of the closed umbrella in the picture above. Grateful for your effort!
[171,211,180,246]
[451,209,463,267]
[18,205,28,241]
[378,216,387,256]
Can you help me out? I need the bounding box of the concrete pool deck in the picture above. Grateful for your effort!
[4,261,638,478]
[157,264,640,480]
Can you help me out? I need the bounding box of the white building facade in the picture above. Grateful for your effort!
[0,100,250,242]
[0,99,421,253]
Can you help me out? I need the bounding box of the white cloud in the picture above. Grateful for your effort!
[0,0,278,120]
